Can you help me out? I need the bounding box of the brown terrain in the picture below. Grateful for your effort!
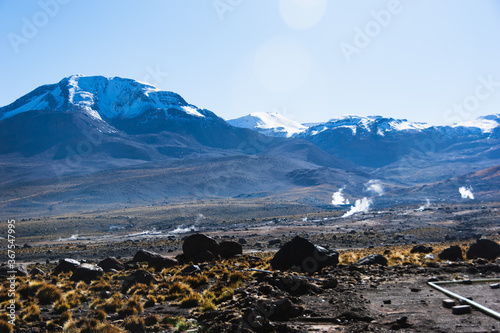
[1,201,499,332]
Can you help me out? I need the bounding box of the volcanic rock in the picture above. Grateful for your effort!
[355,254,388,266]
[30,268,45,276]
[439,245,463,261]
[122,269,156,290]
[181,265,201,275]
[98,257,124,272]
[133,249,178,269]
[53,258,81,274]
[410,245,433,254]
[183,233,219,260]
[466,238,500,260]
[270,236,338,272]
[70,264,104,281]
[218,241,243,259]
[0,264,28,277]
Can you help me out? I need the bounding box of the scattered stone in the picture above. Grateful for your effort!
[442,299,455,308]
[218,241,243,259]
[396,316,410,328]
[438,245,463,261]
[490,283,500,289]
[268,239,281,246]
[452,305,471,315]
[459,298,473,305]
[270,236,338,273]
[124,260,139,270]
[133,249,178,269]
[268,274,321,296]
[70,264,104,282]
[183,233,219,260]
[410,245,433,254]
[238,238,247,245]
[122,269,156,290]
[466,238,500,261]
[355,254,388,266]
[321,277,338,289]
[53,258,81,274]
[383,300,391,304]
[181,265,201,275]
[423,254,436,260]
[98,257,124,272]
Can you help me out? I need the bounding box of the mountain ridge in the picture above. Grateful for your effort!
[0,75,498,217]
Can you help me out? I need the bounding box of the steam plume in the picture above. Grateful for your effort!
[332,187,350,205]
[365,180,384,196]
[459,186,474,199]
[342,197,372,217]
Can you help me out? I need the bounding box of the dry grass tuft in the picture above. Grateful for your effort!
[184,274,208,288]
[179,292,201,308]
[144,314,159,327]
[117,295,143,318]
[36,284,63,305]
[53,299,70,314]
[167,282,193,299]
[123,315,145,332]
[21,304,42,322]
[18,282,45,299]
[0,320,13,333]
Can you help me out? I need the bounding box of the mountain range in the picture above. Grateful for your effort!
[0,75,498,218]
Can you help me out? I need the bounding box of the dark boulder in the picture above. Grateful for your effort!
[355,254,388,266]
[410,245,433,254]
[270,236,338,273]
[238,238,247,245]
[98,257,124,272]
[182,234,219,260]
[439,245,463,261]
[218,241,243,259]
[467,238,500,260]
[70,264,104,282]
[53,258,81,274]
[133,249,178,269]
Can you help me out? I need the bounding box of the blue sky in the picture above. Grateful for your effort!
[1,0,500,125]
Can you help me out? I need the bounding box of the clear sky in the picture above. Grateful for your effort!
[1,0,500,125]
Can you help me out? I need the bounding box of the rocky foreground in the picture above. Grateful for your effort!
[2,234,500,332]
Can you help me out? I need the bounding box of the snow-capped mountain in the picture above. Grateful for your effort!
[301,115,430,137]
[227,112,307,138]
[0,75,252,158]
[452,114,500,134]
[0,75,355,174]
[0,74,211,123]
[294,114,500,172]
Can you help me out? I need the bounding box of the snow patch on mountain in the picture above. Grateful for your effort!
[302,115,431,137]
[227,112,307,138]
[453,114,500,133]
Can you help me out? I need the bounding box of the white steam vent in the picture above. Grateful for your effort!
[459,186,474,199]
